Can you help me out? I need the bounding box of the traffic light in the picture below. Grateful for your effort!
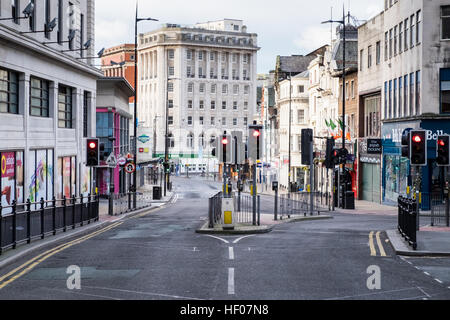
[331,147,348,165]
[401,128,412,159]
[410,130,427,166]
[86,138,99,167]
[437,135,450,166]
[301,129,313,165]
[325,138,336,169]
[249,123,263,161]
[218,132,232,163]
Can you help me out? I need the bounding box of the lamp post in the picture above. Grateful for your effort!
[133,3,158,208]
[322,6,347,208]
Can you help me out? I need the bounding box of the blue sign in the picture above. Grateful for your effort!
[138,135,151,144]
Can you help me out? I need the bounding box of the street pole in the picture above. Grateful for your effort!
[288,72,292,199]
[340,8,346,209]
[133,7,138,209]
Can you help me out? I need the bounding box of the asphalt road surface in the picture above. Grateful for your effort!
[0,176,449,300]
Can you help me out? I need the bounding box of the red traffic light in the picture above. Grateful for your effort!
[222,138,228,145]
[438,139,446,147]
[253,130,261,138]
[412,135,422,143]
[88,141,97,149]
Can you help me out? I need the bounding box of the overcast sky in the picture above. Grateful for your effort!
[96,0,384,74]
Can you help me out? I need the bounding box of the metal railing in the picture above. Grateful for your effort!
[111,192,152,216]
[398,196,418,250]
[208,192,222,228]
[0,194,99,255]
[278,192,330,218]
[234,193,260,226]
[429,193,450,227]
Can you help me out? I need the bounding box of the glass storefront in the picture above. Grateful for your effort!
[383,155,409,204]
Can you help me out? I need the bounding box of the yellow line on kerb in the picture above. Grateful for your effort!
[0,222,122,290]
[376,231,387,257]
[369,231,377,256]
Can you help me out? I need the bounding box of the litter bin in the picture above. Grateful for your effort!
[345,191,355,210]
[153,186,162,200]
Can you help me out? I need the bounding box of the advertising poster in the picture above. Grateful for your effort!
[81,165,91,197]
[63,157,71,198]
[1,152,15,215]
[71,157,76,198]
[56,158,62,201]
[35,150,47,203]
[15,151,24,204]
[47,150,53,201]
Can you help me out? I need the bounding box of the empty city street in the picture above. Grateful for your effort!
[0,177,449,301]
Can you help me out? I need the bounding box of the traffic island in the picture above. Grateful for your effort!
[386,229,450,257]
[196,214,333,235]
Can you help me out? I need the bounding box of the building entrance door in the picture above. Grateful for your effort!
[361,163,381,203]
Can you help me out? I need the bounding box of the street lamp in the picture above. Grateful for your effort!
[322,6,348,209]
[133,3,158,208]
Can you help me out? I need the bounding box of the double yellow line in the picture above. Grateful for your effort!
[0,222,123,290]
[369,231,387,257]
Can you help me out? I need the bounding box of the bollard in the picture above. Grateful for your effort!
[40,198,45,239]
[208,198,214,229]
[257,195,261,226]
[274,190,278,221]
[53,196,58,235]
[12,200,17,249]
[26,199,31,244]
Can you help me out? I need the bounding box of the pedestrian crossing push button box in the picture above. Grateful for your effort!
[222,198,235,230]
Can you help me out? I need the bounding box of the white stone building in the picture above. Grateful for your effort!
[137,19,259,174]
[0,0,101,212]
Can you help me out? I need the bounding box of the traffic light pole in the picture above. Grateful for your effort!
[253,164,257,226]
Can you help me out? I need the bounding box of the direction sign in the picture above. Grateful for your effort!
[125,163,136,174]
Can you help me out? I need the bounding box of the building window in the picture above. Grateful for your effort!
[298,85,304,93]
[399,22,403,53]
[199,67,203,77]
[409,73,415,116]
[298,110,305,124]
[222,117,226,126]
[351,80,355,99]
[58,85,73,128]
[441,70,450,113]
[222,101,227,110]
[199,116,204,125]
[211,101,216,110]
[168,100,174,108]
[442,6,450,40]
[198,51,203,61]
[404,74,408,117]
[199,100,204,109]
[11,0,19,24]
[188,100,193,109]
[389,29,393,59]
[388,80,392,119]
[187,133,194,149]
[244,85,249,94]
[83,91,90,137]
[233,85,239,95]
[233,118,237,126]
[168,133,175,148]
[187,116,193,125]
[168,49,174,59]
[394,26,398,56]
[168,66,174,77]
[404,18,409,50]
[211,84,216,94]
[416,70,421,115]
[45,0,51,39]
[233,101,238,110]
[58,0,63,44]
[376,41,381,65]
[168,116,173,126]
[188,83,194,93]
[244,101,248,110]
[410,14,415,49]
[244,117,248,126]
[210,51,215,61]
[199,83,205,93]
[222,84,228,94]
[416,10,421,45]
[68,3,75,50]
[168,82,174,92]
[393,79,397,118]
[367,46,372,68]
[29,0,36,31]
[186,49,192,60]
[384,32,389,61]
[0,68,19,114]
[398,77,403,117]
[211,117,215,125]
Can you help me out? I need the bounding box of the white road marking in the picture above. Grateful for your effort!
[82,285,203,300]
[417,287,431,298]
[228,268,235,295]
[204,235,230,244]
[233,235,255,244]
[424,272,431,276]
[229,247,234,260]
[435,279,443,284]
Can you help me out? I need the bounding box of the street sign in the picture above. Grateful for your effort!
[125,163,136,174]
[117,157,127,166]
[106,154,117,167]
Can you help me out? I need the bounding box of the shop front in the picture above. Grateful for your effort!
[359,139,382,204]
